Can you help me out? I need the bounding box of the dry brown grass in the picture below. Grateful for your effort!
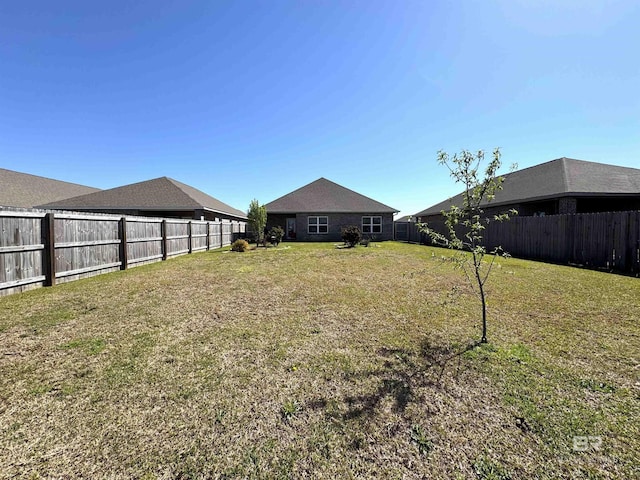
[0,242,638,479]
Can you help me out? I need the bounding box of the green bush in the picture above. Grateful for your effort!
[230,239,250,252]
[268,226,285,246]
[341,225,361,247]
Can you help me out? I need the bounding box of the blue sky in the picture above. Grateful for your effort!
[2,1,639,217]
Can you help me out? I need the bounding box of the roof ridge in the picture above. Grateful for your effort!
[266,177,399,213]
[164,177,203,206]
[502,157,564,178]
[559,157,571,192]
[0,167,100,190]
[163,177,248,218]
[269,177,330,202]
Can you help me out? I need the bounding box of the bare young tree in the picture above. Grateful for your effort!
[419,148,516,343]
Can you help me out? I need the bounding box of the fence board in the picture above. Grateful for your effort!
[0,244,44,253]
[53,215,121,284]
[126,219,163,266]
[0,208,246,296]
[397,210,640,274]
[209,222,222,249]
[222,222,232,246]
[191,222,208,251]
[0,213,46,294]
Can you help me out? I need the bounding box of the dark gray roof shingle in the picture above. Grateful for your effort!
[0,168,100,208]
[416,157,640,217]
[266,177,398,214]
[38,176,247,218]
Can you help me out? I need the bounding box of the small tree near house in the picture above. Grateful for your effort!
[247,199,267,246]
[418,148,517,343]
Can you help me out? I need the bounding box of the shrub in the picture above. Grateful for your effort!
[341,225,361,247]
[268,226,285,246]
[230,239,250,252]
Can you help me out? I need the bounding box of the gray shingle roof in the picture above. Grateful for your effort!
[38,176,247,219]
[266,177,399,214]
[0,168,100,208]
[416,157,640,217]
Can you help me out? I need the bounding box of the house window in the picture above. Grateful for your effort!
[308,216,328,234]
[362,216,382,234]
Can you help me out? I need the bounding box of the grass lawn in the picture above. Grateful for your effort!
[0,241,638,479]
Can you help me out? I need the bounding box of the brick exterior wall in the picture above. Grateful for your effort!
[266,213,395,242]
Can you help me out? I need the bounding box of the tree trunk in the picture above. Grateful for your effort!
[474,259,488,343]
[478,280,487,343]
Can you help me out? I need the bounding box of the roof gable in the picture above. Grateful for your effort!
[0,168,100,208]
[416,157,640,217]
[265,178,398,214]
[38,176,247,218]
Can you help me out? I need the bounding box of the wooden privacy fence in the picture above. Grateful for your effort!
[395,210,640,274]
[0,209,247,296]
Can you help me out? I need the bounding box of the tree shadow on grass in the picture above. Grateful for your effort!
[308,337,482,421]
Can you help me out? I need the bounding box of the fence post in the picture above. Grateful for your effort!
[119,216,128,270]
[627,211,634,272]
[162,220,168,260]
[188,221,192,254]
[220,220,224,247]
[44,213,56,286]
[206,221,210,250]
[634,211,640,273]
[636,211,640,273]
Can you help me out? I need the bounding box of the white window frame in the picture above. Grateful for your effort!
[362,216,382,234]
[308,216,328,234]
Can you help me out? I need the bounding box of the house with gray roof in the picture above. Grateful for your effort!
[38,176,247,221]
[265,177,398,241]
[415,157,640,222]
[0,168,100,208]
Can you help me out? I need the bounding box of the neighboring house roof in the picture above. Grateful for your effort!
[0,168,100,208]
[416,157,640,217]
[38,176,247,219]
[395,215,416,222]
[266,177,399,214]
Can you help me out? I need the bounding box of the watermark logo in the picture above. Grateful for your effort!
[573,436,602,452]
